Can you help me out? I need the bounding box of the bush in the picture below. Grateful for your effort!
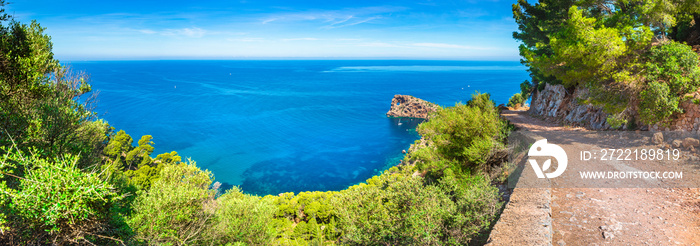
[438,175,501,244]
[0,147,122,244]
[639,41,700,124]
[466,91,496,113]
[332,169,501,245]
[639,81,681,125]
[267,190,341,243]
[644,41,700,95]
[128,160,216,245]
[206,187,277,245]
[507,93,525,108]
[411,93,507,178]
[332,172,450,245]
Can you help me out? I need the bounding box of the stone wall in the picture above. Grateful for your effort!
[650,93,700,132]
[529,83,610,130]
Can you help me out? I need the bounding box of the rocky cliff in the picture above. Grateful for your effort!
[530,83,700,132]
[386,95,438,119]
[529,83,610,130]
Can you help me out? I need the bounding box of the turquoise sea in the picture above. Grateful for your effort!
[68,60,529,195]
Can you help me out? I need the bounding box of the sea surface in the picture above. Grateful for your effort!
[68,60,529,196]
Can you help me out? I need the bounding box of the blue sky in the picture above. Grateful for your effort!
[6,0,521,60]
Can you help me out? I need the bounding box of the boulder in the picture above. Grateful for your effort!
[651,132,664,145]
[682,137,700,149]
[673,139,683,148]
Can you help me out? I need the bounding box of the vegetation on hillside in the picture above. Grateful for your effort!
[0,1,512,245]
[512,0,700,127]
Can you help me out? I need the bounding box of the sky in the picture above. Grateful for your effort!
[6,0,522,60]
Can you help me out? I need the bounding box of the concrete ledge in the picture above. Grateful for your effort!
[486,131,553,246]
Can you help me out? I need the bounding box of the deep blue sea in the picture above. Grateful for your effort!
[68,60,529,196]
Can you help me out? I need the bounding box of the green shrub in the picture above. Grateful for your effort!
[639,41,700,124]
[207,187,277,245]
[639,81,681,125]
[412,93,507,178]
[606,115,628,129]
[507,93,525,107]
[267,190,341,243]
[332,172,450,245]
[644,41,700,95]
[128,160,216,245]
[438,175,501,245]
[466,91,496,112]
[332,170,501,245]
[0,147,122,244]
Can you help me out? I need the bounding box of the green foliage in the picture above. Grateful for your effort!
[103,130,182,191]
[128,160,216,245]
[507,93,525,108]
[514,0,700,125]
[125,135,155,168]
[332,172,448,245]
[0,147,121,244]
[466,91,496,112]
[0,19,103,164]
[520,80,533,100]
[207,187,277,245]
[507,81,533,107]
[268,190,341,243]
[412,93,507,178]
[332,170,500,245]
[103,130,133,167]
[644,41,700,94]
[437,175,501,244]
[639,81,681,125]
[535,6,646,88]
[605,115,628,129]
[512,0,576,87]
[639,41,700,124]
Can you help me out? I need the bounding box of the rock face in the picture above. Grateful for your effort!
[386,95,438,119]
[530,83,700,132]
[529,83,610,130]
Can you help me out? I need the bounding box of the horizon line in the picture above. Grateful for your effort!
[60,57,522,62]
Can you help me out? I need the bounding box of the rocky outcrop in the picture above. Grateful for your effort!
[529,83,610,130]
[530,83,700,132]
[386,95,438,119]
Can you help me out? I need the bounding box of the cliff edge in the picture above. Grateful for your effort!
[386,95,438,119]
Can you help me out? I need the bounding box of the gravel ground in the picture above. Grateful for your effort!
[490,110,700,245]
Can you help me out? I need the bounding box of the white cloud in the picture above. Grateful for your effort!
[227,37,266,42]
[336,38,363,41]
[412,42,493,50]
[137,27,207,38]
[329,15,354,25]
[164,28,207,38]
[260,6,403,29]
[281,38,319,41]
[262,18,277,24]
[358,42,402,48]
[139,29,157,34]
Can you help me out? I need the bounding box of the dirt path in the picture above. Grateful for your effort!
[497,110,700,245]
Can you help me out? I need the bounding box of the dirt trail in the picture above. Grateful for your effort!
[498,110,700,245]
